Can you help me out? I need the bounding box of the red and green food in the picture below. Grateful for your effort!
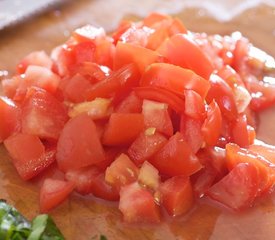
[1,12,275,223]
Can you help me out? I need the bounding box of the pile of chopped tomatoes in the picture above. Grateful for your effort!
[1,12,275,223]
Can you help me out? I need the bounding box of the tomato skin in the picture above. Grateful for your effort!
[142,12,170,27]
[159,175,194,217]
[201,101,222,146]
[206,74,238,121]
[56,114,105,172]
[0,97,21,143]
[85,63,140,101]
[128,130,167,165]
[40,178,75,213]
[105,153,139,190]
[140,63,210,99]
[142,100,173,137]
[113,41,163,73]
[207,162,259,210]
[21,87,68,140]
[4,133,56,180]
[134,86,185,113]
[157,34,214,79]
[119,182,160,223]
[102,113,144,146]
[150,132,202,177]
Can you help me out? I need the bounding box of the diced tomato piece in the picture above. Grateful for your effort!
[142,12,170,27]
[159,176,193,217]
[119,182,160,223]
[40,178,75,213]
[157,34,214,79]
[184,90,205,120]
[128,128,167,165]
[1,76,21,99]
[113,41,164,73]
[231,114,250,147]
[112,20,132,44]
[4,133,56,180]
[15,65,60,101]
[105,153,139,189]
[201,101,222,146]
[134,86,185,113]
[140,63,210,98]
[0,97,21,142]
[249,141,275,164]
[226,143,275,195]
[115,91,143,113]
[102,113,144,146]
[207,162,259,210]
[85,63,140,101]
[180,115,204,153]
[21,87,68,140]
[63,74,93,103]
[56,114,105,172]
[206,74,238,121]
[138,161,160,190]
[150,132,202,177]
[142,99,173,137]
[72,25,106,42]
[16,51,53,74]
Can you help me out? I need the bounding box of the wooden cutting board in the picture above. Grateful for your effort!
[0,1,275,239]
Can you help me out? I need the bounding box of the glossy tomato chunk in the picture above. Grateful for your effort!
[105,153,139,190]
[159,176,194,217]
[21,87,68,140]
[207,162,259,210]
[128,128,167,165]
[4,133,56,180]
[40,178,75,213]
[119,182,160,223]
[142,99,173,137]
[56,113,105,172]
[0,97,21,143]
[150,132,202,177]
[102,113,144,146]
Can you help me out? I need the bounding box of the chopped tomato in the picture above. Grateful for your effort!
[157,34,214,79]
[159,176,194,217]
[128,129,167,165]
[142,99,173,137]
[21,87,68,140]
[72,25,106,42]
[184,90,205,120]
[207,162,259,210]
[231,114,250,147]
[134,86,185,113]
[115,91,143,113]
[102,113,144,146]
[4,133,56,180]
[249,141,275,164]
[140,63,210,98]
[142,12,170,27]
[105,153,139,189]
[65,166,119,201]
[119,182,160,223]
[56,113,105,172]
[0,97,21,142]
[85,63,140,101]
[138,161,160,190]
[40,178,75,213]
[201,101,222,146]
[113,41,164,73]
[150,132,202,177]
[16,51,53,74]
[206,74,238,121]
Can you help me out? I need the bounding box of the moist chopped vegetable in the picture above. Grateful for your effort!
[1,12,275,224]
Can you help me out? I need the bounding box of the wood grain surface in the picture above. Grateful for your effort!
[0,1,275,239]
